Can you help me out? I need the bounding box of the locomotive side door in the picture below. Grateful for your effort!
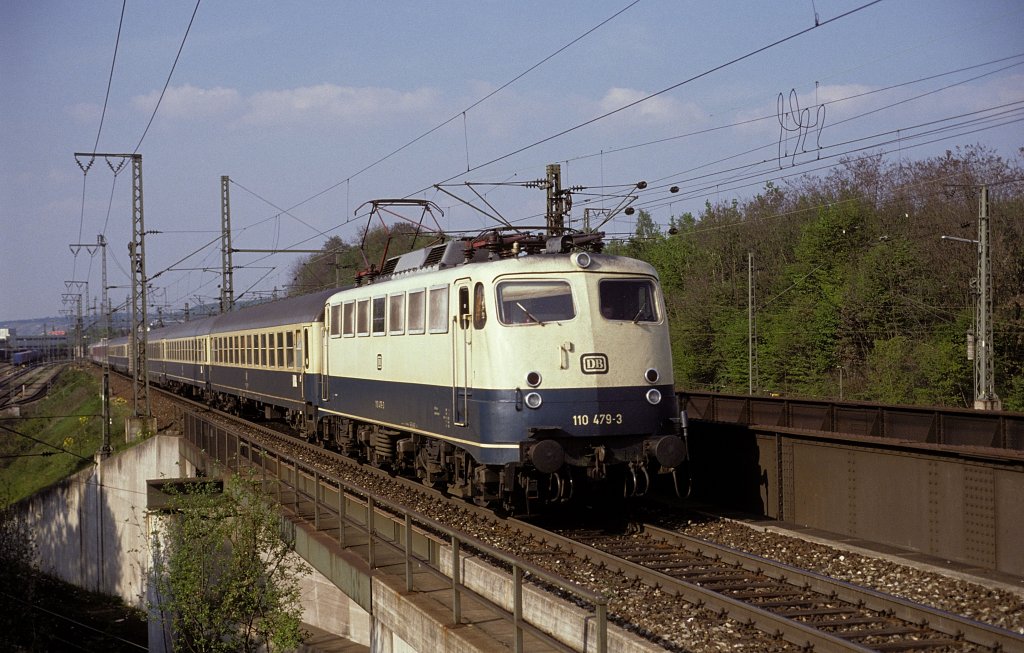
[320,324,329,402]
[453,279,472,426]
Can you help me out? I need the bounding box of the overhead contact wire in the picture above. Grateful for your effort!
[261,0,641,219]
[132,0,202,154]
[425,0,886,191]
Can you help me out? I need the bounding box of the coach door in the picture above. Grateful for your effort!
[299,327,309,403]
[453,279,472,426]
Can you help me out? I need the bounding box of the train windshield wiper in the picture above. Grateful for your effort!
[633,302,648,323]
[516,302,545,326]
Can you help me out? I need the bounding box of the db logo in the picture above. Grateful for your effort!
[581,353,609,374]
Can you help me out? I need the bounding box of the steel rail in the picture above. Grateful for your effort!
[509,519,882,653]
[641,523,1024,652]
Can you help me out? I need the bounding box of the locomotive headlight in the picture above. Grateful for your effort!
[645,388,662,405]
[572,251,592,269]
[526,371,542,387]
[524,392,543,409]
[644,368,660,384]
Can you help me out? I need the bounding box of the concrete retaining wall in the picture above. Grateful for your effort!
[18,434,370,651]
[22,435,195,606]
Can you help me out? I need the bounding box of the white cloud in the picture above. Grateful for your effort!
[131,84,241,119]
[598,87,703,124]
[240,84,440,126]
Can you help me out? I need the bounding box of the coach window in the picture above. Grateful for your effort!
[342,301,355,337]
[388,293,405,335]
[357,298,370,336]
[407,289,425,335]
[428,285,449,334]
[372,296,386,335]
[269,333,277,367]
[286,331,295,368]
[261,333,268,367]
[277,332,285,368]
[496,280,575,326]
[474,282,487,329]
[247,334,254,366]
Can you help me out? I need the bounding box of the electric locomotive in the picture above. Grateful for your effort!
[91,230,686,513]
[315,229,686,511]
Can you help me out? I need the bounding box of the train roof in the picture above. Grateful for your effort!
[208,289,337,333]
[154,316,217,340]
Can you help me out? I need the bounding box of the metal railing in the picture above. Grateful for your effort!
[183,410,608,653]
[680,390,1024,450]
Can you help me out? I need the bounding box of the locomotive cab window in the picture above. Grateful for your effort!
[598,278,659,322]
[496,280,575,325]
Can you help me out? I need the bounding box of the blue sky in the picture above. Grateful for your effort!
[2,0,1022,322]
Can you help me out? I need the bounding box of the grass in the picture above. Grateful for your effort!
[0,365,134,506]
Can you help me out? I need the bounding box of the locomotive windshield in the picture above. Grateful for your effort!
[496,280,575,325]
[599,278,659,322]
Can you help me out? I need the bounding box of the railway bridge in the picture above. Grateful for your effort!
[13,392,1024,652]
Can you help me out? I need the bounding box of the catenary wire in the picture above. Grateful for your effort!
[132,0,202,154]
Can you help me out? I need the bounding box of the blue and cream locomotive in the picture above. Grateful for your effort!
[93,229,686,511]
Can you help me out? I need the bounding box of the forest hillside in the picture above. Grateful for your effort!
[611,146,1023,410]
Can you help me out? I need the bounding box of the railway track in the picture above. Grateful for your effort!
[0,362,63,409]
[532,523,1021,652]
[116,373,1023,652]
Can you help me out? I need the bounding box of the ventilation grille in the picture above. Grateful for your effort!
[423,245,447,268]
[379,257,399,276]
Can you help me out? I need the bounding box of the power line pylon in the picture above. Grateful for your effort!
[974,186,1000,410]
[220,175,235,313]
[74,151,150,418]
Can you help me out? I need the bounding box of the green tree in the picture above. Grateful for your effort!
[150,473,308,653]
[287,222,436,295]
